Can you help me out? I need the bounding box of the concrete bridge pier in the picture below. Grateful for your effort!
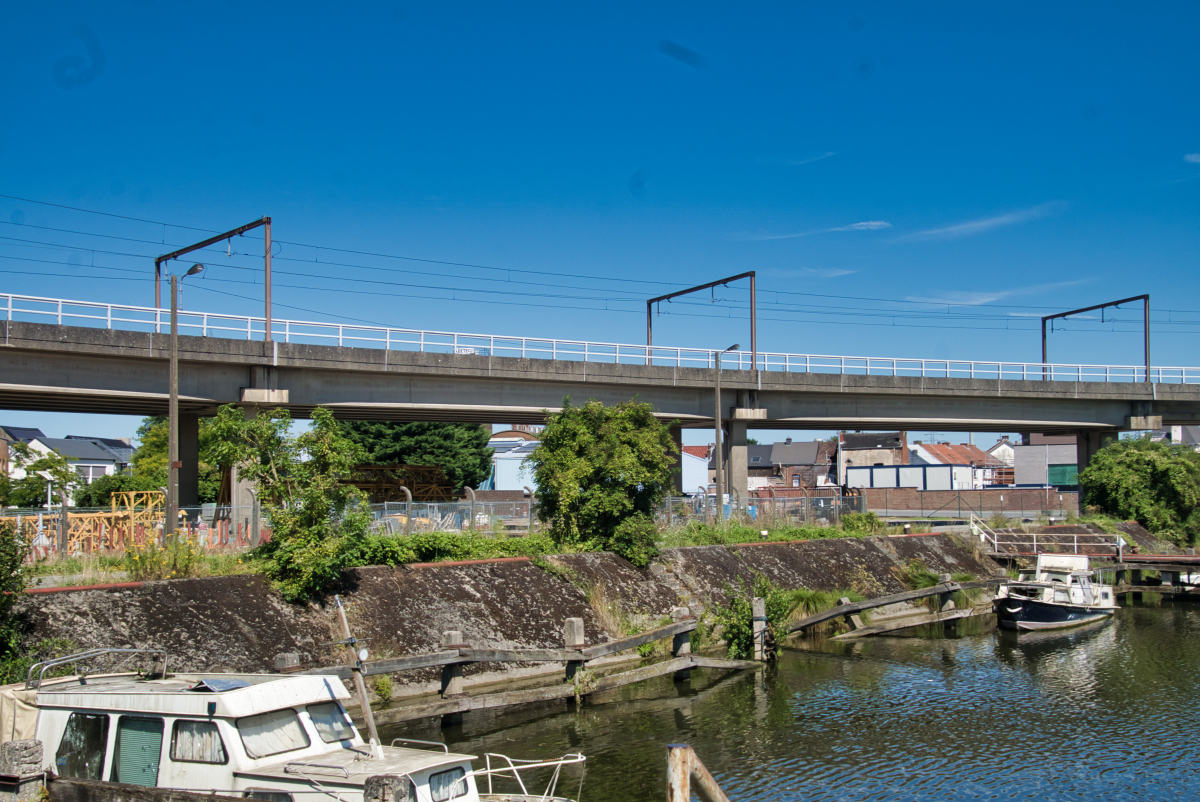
[179,413,200,509]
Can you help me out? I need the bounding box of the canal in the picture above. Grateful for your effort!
[383,599,1200,800]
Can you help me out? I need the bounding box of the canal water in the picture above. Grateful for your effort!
[383,599,1200,800]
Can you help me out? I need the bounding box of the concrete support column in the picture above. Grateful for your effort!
[178,413,200,509]
[729,419,748,502]
[1075,429,1110,512]
[670,424,684,494]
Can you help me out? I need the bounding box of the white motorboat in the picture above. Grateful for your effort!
[0,650,583,802]
[994,553,1119,631]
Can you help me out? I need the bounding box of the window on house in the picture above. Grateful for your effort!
[750,456,762,463]
[55,712,110,780]
[73,465,107,484]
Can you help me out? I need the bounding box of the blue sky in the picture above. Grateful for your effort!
[1,2,1198,445]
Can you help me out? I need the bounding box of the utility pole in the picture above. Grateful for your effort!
[713,344,738,521]
[167,274,179,534]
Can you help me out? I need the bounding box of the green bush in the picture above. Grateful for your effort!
[711,575,793,660]
[0,519,31,668]
[841,511,886,535]
[1079,436,1200,545]
[610,514,659,568]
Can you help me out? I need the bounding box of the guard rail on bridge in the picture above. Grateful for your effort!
[4,292,1198,382]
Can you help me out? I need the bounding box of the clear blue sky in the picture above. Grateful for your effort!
[1,2,1197,445]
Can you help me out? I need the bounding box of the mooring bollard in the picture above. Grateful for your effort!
[671,606,692,682]
[563,617,586,681]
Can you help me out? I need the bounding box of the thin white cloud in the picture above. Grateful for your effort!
[738,220,891,241]
[902,202,1067,241]
[766,267,857,279]
[786,151,837,166]
[828,220,891,232]
[1186,153,1200,164]
[907,279,1088,307]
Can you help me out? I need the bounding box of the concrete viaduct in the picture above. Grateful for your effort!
[3,318,1199,506]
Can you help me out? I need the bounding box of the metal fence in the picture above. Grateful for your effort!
[1,504,268,560]
[864,489,1078,519]
[4,292,1197,383]
[368,500,537,535]
[657,494,866,529]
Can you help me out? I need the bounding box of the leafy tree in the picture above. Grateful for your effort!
[341,421,492,493]
[0,518,31,664]
[528,398,676,562]
[208,405,372,601]
[0,443,80,508]
[130,417,225,504]
[1079,436,1200,545]
[72,472,161,508]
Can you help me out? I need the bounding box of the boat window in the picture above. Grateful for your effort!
[54,712,109,780]
[112,716,165,787]
[429,767,468,801]
[171,720,228,764]
[244,792,293,802]
[307,703,355,743]
[236,709,311,759]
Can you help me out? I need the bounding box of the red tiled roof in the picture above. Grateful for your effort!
[682,446,710,458]
[916,443,993,465]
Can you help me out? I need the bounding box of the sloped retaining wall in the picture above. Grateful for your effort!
[16,535,997,683]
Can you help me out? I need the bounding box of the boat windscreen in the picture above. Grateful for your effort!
[307,702,355,743]
[237,709,311,758]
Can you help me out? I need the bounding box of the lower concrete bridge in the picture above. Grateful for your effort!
[4,294,1200,506]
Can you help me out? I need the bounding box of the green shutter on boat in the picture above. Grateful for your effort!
[114,717,164,787]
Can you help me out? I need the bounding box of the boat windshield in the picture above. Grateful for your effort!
[306,702,355,744]
[236,709,311,758]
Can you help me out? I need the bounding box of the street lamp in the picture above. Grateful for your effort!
[713,343,739,521]
[167,263,205,534]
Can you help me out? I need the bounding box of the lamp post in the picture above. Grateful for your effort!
[167,263,205,535]
[713,343,739,521]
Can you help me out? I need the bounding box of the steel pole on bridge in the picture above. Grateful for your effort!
[647,271,756,368]
[155,217,273,341]
[1042,294,1150,382]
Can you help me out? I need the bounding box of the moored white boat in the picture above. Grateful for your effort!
[994,554,1118,632]
[0,650,583,802]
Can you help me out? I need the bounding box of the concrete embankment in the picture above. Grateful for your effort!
[17,534,997,693]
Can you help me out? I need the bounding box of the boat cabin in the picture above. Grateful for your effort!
[3,669,478,801]
[1,650,583,802]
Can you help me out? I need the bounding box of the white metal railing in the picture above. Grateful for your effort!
[4,291,1199,383]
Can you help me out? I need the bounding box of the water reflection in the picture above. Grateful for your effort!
[382,602,1200,801]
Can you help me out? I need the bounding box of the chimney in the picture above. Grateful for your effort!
[785,437,792,445]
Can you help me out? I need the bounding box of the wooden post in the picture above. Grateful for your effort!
[667,744,731,802]
[335,595,381,748]
[837,596,864,630]
[440,630,467,728]
[752,597,766,661]
[671,607,692,682]
[938,573,955,612]
[563,618,585,681]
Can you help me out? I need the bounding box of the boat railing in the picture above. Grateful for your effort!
[472,753,586,800]
[390,738,449,753]
[283,762,352,779]
[25,647,169,689]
